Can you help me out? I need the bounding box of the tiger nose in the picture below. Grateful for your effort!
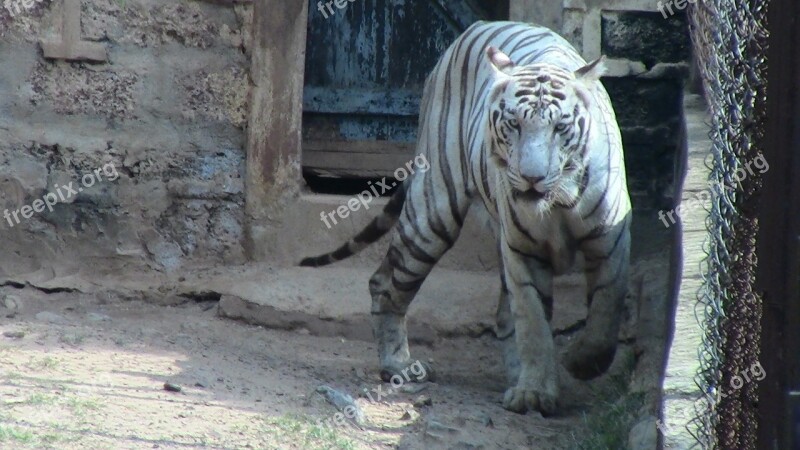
[523,175,547,191]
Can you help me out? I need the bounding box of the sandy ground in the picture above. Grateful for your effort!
[0,281,651,450]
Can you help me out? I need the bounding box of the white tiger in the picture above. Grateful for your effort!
[302,21,631,416]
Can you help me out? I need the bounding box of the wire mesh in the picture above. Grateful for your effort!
[687,0,768,448]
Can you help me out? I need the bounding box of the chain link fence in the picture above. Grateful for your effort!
[687,0,769,448]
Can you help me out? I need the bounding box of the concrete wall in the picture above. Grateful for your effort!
[0,1,688,277]
[0,0,252,277]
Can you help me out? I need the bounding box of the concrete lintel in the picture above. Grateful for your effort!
[41,41,107,62]
[40,0,107,63]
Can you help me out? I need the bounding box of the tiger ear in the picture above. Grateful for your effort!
[486,46,515,75]
[575,55,607,81]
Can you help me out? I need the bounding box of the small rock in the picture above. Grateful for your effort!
[3,331,24,339]
[353,367,367,380]
[413,395,432,407]
[87,312,111,322]
[163,382,182,392]
[628,415,658,450]
[424,417,461,439]
[3,294,21,311]
[401,409,413,421]
[194,382,206,388]
[35,311,66,324]
[316,385,366,425]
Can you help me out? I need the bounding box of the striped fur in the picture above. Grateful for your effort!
[299,21,631,416]
[300,185,407,267]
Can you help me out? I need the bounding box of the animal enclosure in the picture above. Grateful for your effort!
[0,0,790,449]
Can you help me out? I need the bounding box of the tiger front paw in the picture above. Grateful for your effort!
[502,386,558,416]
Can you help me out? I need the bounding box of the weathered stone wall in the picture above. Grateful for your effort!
[0,1,688,278]
[600,11,690,210]
[563,9,691,209]
[0,0,252,276]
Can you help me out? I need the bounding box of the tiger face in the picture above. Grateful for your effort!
[485,47,606,208]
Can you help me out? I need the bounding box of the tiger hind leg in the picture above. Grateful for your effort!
[368,191,467,383]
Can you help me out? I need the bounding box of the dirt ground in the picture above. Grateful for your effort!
[0,277,657,450]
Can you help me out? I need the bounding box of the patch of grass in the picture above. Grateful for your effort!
[38,431,66,445]
[19,392,101,418]
[573,391,645,450]
[3,371,21,380]
[0,424,70,448]
[65,396,102,416]
[59,333,86,346]
[261,414,358,450]
[0,424,35,444]
[24,393,59,406]
[572,351,644,450]
[27,356,59,371]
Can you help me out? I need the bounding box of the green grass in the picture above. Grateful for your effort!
[58,333,86,346]
[65,396,102,415]
[571,351,644,450]
[0,424,35,444]
[0,423,70,448]
[19,391,102,419]
[261,414,358,450]
[26,356,59,371]
[573,390,645,450]
[24,393,58,406]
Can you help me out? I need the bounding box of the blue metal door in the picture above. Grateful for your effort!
[303,0,504,178]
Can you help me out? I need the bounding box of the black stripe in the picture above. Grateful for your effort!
[422,176,456,247]
[392,275,425,293]
[510,32,550,54]
[584,216,630,265]
[577,224,608,245]
[403,195,432,244]
[588,248,627,296]
[479,143,492,204]
[582,164,611,220]
[353,219,388,245]
[521,282,554,322]
[507,198,538,244]
[397,225,437,264]
[387,245,424,278]
[578,167,590,197]
[508,243,551,267]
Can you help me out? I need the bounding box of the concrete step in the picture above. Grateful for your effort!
[207,265,588,343]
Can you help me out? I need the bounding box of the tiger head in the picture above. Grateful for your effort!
[485,47,608,207]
